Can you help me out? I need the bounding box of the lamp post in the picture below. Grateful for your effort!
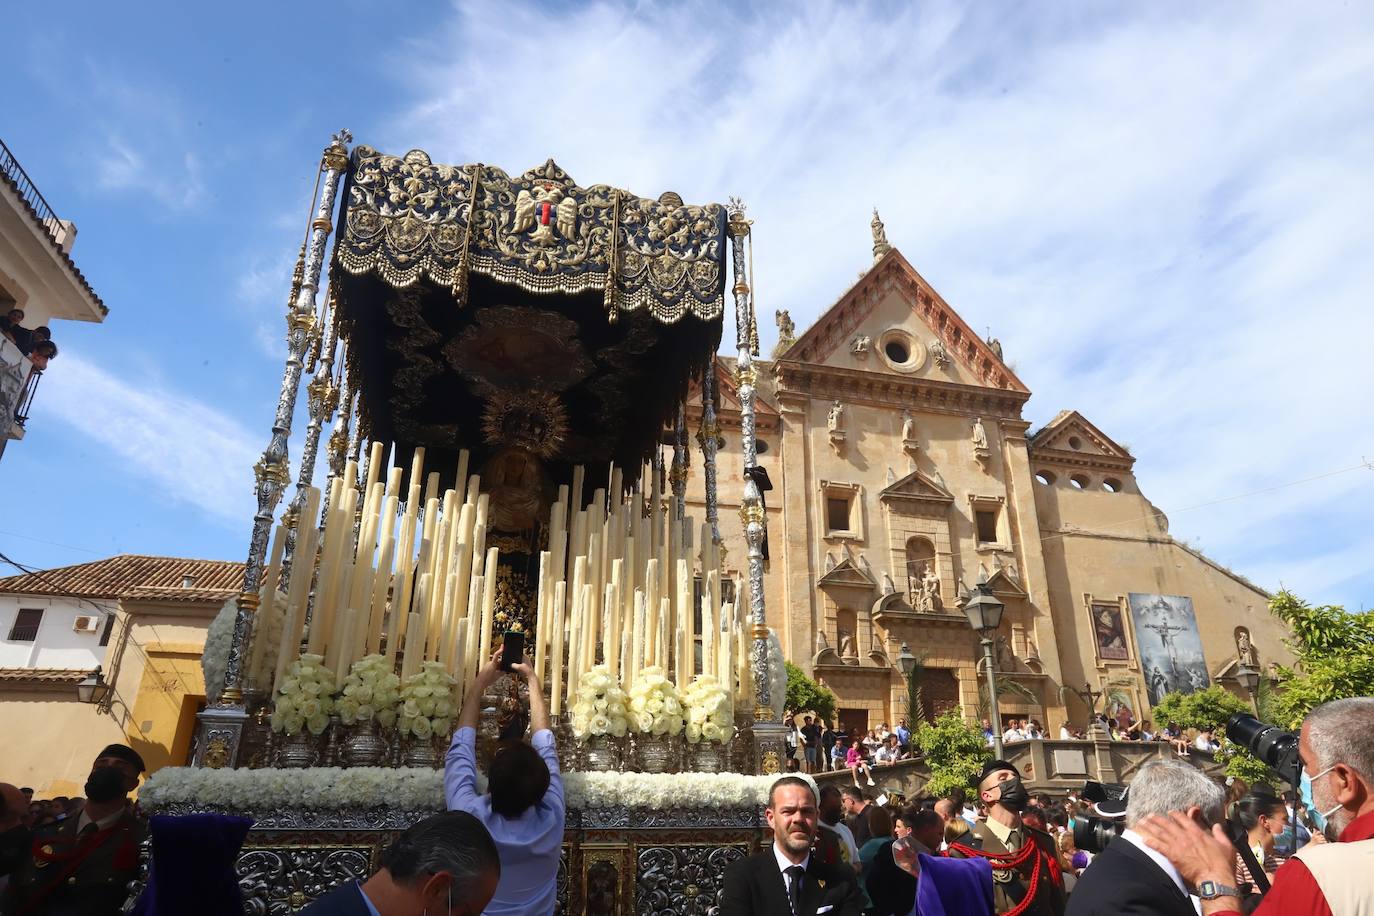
[1235,664,1261,716]
[962,574,1006,759]
[897,642,918,726]
[76,666,110,709]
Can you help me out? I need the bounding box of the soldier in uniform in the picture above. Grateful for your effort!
[3,744,147,916]
[946,760,1066,916]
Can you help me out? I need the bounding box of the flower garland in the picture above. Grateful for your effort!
[627,666,684,736]
[337,655,402,728]
[271,654,337,735]
[139,766,777,813]
[200,598,237,704]
[682,674,733,744]
[570,665,629,739]
[396,662,457,741]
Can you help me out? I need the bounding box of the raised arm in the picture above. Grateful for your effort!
[511,653,549,734]
[459,650,506,731]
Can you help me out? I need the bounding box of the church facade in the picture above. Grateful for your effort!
[686,221,1289,735]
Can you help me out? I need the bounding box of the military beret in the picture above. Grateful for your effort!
[97,744,146,773]
[978,759,1019,785]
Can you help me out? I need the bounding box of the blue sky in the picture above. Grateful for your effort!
[5,1,1372,610]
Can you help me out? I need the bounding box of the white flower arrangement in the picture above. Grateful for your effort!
[139,766,776,813]
[682,674,733,744]
[570,665,629,740]
[627,666,685,737]
[336,654,402,728]
[271,654,337,736]
[396,661,457,741]
[200,598,237,704]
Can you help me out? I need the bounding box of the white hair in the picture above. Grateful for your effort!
[1307,697,1374,782]
[1124,758,1225,828]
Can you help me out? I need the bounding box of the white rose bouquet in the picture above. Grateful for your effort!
[200,598,238,704]
[337,654,402,728]
[570,665,629,740]
[396,661,457,742]
[682,674,734,744]
[270,654,337,736]
[627,666,685,737]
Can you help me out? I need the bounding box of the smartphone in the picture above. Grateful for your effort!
[500,631,525,672]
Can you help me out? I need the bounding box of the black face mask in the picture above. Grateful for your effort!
[995,775,1030,812]
[84,766,128,803]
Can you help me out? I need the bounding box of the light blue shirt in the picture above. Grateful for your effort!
[445,726,565,915]
[355,882,381,916]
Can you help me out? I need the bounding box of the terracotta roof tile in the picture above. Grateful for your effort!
[0,555,243,602]
[0,668,91,685]
[0,164,106,317]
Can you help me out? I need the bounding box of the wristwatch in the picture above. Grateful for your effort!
[1197,880,1243,900]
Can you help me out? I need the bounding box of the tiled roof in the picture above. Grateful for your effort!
[0,163,107,317]
[0,668,91,686]
[0,555,243,602]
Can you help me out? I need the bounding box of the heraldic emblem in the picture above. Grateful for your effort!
[514,182,577,245]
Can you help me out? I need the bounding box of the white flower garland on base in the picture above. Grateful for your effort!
[139,766,777,813]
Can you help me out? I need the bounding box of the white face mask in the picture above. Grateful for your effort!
[1302,764,1344,829]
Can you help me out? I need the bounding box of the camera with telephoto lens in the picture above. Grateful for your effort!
[1226,713,1302,787]
[1072,780,1127,853]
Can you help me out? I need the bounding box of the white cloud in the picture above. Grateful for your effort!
[95,137,205,211]
[383,0,1374,605]
[40,351,259,523]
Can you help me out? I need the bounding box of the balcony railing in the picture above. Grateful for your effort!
[0,138,64,246]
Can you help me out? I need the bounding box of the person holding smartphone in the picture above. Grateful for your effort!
[445,648,564,915]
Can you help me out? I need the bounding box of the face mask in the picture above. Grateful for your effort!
[995,775,1030,812]
[1300,765,1342,831]
[84,766,128,803]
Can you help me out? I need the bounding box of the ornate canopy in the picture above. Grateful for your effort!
[329,146,727,486]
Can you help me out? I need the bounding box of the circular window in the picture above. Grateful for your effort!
[1069,474,1090,490]
[756,439,770,455]
[1035,470,1057,485]
[878,330,927,373]
[1068,436,1083,450]
[1103,477,1122,493]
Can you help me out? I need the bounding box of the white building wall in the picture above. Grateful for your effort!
[0,592,115,668]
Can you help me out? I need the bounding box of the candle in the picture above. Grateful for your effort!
[249,523,287,687]
[402,575,430,680]
[534,551,550,684]
[478,547,499,663]
[629,590,646,691]
[334,608,361,690]
[566,584,583,708]
[550,581,567,715]
[464,574,483,689]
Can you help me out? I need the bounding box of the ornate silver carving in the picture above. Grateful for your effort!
[699,366,721,546]
[670,403,688,522]
[637,844,749,915]
[223,131,350,708]
[238,846,371,915]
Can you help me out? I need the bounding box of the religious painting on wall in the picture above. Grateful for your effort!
[1129,593,1211,705]
[1092,601,1130,661]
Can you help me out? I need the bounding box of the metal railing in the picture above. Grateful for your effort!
[0,138,64,245]
[13,368,41,428]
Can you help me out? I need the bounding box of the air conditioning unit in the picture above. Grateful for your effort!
[73,616,100,633]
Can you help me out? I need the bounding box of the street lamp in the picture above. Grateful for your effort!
[962,574,1006,758]
[897,642,918,726]
[1234,664,1261,716]
[76,666,111,708]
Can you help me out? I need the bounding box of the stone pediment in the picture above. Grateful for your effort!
[880,469,955,508]
[1029,410,1134,470]
[817,557,876,594]
[985,567,1028,600]
[778,248,1029,394]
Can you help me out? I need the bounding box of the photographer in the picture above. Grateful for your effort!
[1135,697,1374,915]
[1067,758,1225,915]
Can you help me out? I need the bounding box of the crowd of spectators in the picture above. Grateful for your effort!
[0,308,59,371]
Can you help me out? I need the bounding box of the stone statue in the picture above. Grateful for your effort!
[987,336,1003,360]
[994,635,1013,671]
[774,309,796,358]
[972,417,988,452]
[902,410,917,443]
[816,630,830,654]
[882,571,897,595]
[838,628,857,659]
[851,335,871,358]
[1236,628,1258,668]
[871,208,892,262]
[921,563,942,612]
[929,337,949,368]
[828,400,844,434]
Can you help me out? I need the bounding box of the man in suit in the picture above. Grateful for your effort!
[298,811,499,916]
[3,744,147,916]
[1066,758,1226,915]
[947,760,1066,915]
[720,776,864,916]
